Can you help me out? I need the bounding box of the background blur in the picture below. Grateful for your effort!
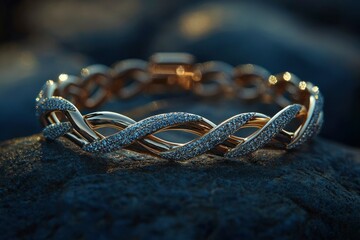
[0,0,359,147]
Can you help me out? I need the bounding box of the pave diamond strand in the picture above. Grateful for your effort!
[287,94,324,149]
[83,112,204,154]
[160,113,255,160]
[43,122,73,140]
[225,104,302,158]
[36,53,324,161]
[36,96,77,117]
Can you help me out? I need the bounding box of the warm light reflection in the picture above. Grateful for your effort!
[81,68,90,76]
[176,66,185,76]
[312,86,319,93]
[299,81,307,90]
[192,70,202,81]
[0,47,39,84]
[179,8,222,39]
[283,72,291,81]
[19,51,36,69]
[58,73,68,81]
[268,75,277,85]
[29,0,141,38]
[244,64,254,71]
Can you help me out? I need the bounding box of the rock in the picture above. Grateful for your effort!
[0,135,359,239]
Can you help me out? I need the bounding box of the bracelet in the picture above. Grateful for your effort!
[35,53,324,160]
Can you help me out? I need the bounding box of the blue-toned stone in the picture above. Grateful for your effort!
[0,135,359,239]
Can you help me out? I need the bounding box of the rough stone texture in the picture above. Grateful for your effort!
[0,135,359,239]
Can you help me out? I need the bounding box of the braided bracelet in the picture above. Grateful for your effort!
[35,53,324,160]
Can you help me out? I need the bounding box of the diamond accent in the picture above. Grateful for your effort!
[160,113,255,160]
[287,94,324,149]
[35,56,324,161]
[36,97,76,117]
[43,122,73,140]
[225,104,302,158]
[83,112,203,153]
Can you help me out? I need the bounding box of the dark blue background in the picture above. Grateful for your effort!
[0,0,359,146]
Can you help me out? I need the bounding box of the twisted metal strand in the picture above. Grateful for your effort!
[159,112,256,160]
[36,53,324,161]
[83,112,204,153]
[225,104,301,158]
[43,122,72,140]
[36,92,304,160]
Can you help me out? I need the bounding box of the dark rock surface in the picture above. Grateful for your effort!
[0,135,359,239]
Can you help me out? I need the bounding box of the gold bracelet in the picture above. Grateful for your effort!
[35,53,324,160]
